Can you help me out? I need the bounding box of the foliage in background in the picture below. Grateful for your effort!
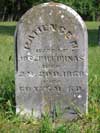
[0,21,100,132]
[0,0,100,21]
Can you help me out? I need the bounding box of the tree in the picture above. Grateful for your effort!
[0,0,99,21]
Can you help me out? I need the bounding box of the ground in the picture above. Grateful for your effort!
[0,22,100,132]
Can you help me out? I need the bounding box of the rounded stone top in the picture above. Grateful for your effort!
[19,2,86,28]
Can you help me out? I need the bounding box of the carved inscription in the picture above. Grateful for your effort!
[24,24,77,50]
[18,23,85,96]
[19,85,62,93]
[19,71,84,78]
[19,86,82,94]
[18,24,84,96]
[19,55,84,62]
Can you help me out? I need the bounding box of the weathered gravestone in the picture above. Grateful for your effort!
[15,2,88,120]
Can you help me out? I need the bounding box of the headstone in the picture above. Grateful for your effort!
[15,2,88,120]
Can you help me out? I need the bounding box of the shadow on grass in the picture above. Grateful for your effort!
[0,25,16,36]
[88,29,99,47]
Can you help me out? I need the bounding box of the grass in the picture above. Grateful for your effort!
[0,21,100,132]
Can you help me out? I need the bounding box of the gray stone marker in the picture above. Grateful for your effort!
[15,2,88,120]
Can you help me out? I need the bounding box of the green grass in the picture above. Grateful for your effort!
[0,21,100,132]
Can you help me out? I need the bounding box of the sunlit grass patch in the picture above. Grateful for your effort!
[0,21,100,132]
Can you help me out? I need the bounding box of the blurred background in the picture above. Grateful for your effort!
[0,0,100,21]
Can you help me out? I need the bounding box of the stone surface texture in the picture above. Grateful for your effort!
[15,2,88,120]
